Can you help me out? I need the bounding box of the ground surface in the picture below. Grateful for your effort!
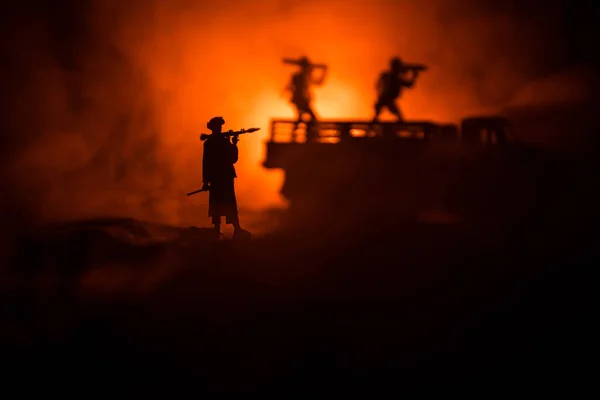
[1,149,597,394]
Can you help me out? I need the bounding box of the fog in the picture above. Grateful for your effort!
[1,0,570,233]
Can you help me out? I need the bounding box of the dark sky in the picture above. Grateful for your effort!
[0,1,597,90]
[547,1,598,65]
[2,0,599,66]
[472,0,598,66]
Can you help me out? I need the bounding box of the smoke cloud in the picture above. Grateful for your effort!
[0,0,571,234]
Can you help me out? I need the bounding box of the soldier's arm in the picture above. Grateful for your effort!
[312,66,328,85]
[403,70,419,88]
[230,142,239,164]
[202,141,212,184]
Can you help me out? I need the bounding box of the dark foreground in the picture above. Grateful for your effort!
[1,152,598,394]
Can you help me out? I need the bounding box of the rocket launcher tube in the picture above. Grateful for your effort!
[282,58,327,69]
[400,63,428,72]
[200,127,260,141]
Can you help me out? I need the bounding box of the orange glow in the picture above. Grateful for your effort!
[5,0,567,232]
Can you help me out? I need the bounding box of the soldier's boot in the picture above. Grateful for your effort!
[213,224,223,240]
[233,227,252,241]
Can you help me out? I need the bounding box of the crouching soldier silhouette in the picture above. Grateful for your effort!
[202,116,251,240]
[371,57,425,126]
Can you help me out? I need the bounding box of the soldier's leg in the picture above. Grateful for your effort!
[228,211,252,239]
[306,105,317,121]
[371,99,385,124]
[293,104,304,140]
[294,112,303,129]
[368,100,385,135]
[305,105,319,142]
[212,216,221,237]
[226,211,241,229]
[387,101,404,122]
[224,181,242,230]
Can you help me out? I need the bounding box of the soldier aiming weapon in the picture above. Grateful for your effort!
[283,56,328,141]
[200,127,260,141]
[371,57,427,126]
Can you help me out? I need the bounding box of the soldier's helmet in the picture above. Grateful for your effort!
[207,116,225,131]
[390,57,404,71]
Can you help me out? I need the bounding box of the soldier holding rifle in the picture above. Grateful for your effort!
[371,57,427,125]
[198,116,253,240]
[283,56,328,141]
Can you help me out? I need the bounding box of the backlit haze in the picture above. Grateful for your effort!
[2,0,570,233]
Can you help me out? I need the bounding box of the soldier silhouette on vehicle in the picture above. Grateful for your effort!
[202,116,251,240]
[371,57,425,126]
[283,56,328,141]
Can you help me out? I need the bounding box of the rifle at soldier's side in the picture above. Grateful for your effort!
[200,127,260,141]
[186,188,208,196]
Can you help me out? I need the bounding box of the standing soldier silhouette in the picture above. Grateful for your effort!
[371,57,424,125]
[201,116,250,240]
[283,56,328,141]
